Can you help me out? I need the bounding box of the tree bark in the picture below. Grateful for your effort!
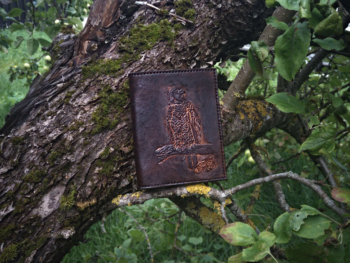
[0,0,277,262]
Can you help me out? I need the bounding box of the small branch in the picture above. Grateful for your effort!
[289,49,329,95]
[222,7,296,109]
[226,145,247,169]
[135,1,193,24]
[246,138,291,212]
[215,182,250,225]
[112,172,346,218]
[119,208,155,263]
[271,153,300,165]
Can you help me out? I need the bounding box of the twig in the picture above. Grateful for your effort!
[119,208,155,263]
[112,172,346,218]
[214,182,250,224]
[246,138,291,212]
[226,145,247,169]
[100,213,107,234]
[135,1,193,24]
[289,49,329,95]
[271,153,300,165]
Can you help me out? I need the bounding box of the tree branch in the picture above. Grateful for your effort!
[246,138,291,212]
[222,7,295,109]
[112,172,346,218]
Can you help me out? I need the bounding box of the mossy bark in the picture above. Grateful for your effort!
[0,0,275,262]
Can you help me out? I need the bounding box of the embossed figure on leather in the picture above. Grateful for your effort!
[156,87,217,174]
[129,69,226,189]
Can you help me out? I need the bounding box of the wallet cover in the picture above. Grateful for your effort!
[129,69,226,189]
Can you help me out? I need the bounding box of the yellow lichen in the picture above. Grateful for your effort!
[76,198,97,210]
[225,198,232,205]
[213,201,222,216]
[198,206,225,233]
[186,184,211,197]
[112,195,122,205]
[235,100,269,133]
[131,191,142,198]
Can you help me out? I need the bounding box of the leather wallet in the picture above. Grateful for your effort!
[129,69,226,189]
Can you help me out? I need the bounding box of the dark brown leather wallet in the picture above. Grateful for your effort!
[129,69,226,189]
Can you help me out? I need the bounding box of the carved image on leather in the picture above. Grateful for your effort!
[129,69,226,189]
[156,87,217,174]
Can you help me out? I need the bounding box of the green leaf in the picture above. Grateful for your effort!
[309,8,324,29]
[275,22,311,81]
[314,11,343,37]
[36,0,45,6]
[44,25,61,39]
[258,231,276,247]
[122,238,132,248]
[289,211,308,231]
[266,92,305,114]
[242,240,270,262]
[293,215,331,239]
[248,41,269,76]
[9,23,24,33]
[274,212,292,243]
[266,16,289,31]
[276,0,300,11]
[127,229,145,242]
[38,38,51,47]
[189,237,203,245]
[328,93,344,108]
[265,0,279,8]
[308,116,320,128]
[27,38,39,55]
[300,0,311,18]
[331,187,350,203]
[320,0,336,5]
[68,17,83,31]
[313,38,345,51]
[300,205,321,216]
[299,129,335,152]
[8,8,23,17]
[13,36,24,49]
[286,242,344,263]
[219,222,258,246]
[177,235,186,242]
[228,253,245,263]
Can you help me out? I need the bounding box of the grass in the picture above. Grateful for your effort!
[0,29,50,128]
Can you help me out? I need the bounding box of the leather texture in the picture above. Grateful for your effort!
[129,69,226,189]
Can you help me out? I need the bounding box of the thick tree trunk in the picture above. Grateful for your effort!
[0,0,275,262]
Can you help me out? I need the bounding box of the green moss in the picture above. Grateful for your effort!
[82,20,175,79]
[100,146,110,159]
[68,121,84,131]
[5,190,14,198]
[23,169,46,183]
[60,186,77,211]
[158,8,169,15]
[64,90,76,104]
[175,0,196,21]
[119,19,175,52]
[51,39,64,63]
[0,244,18,263]
[48,151,62,165]
[11,136,24,145]
[0,223,16,243]
[0,150,3,156]
[174,23,184,31]
[90,82,129,135]
[23,237,48,257]
[46,111,56,117]
[60,25,75,35]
